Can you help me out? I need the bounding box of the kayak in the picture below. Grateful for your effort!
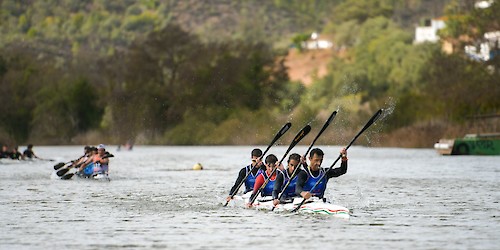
[52,167,110,181]
[232,194,350,218]
[62,172,110,181]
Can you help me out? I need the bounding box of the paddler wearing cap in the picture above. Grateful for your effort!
[78,144,110,177]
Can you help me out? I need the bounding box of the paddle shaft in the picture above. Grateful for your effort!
[248,125,311,205]
[54,153,87,170]
[272,110,337,211]
[292,109,383,212]
[223,122,292,207]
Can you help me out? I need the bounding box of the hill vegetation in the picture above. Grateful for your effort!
[0,0,498,147]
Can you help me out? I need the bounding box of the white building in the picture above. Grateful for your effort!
[302,32,333,50]
[475,0,494,8]
[414,18,446,44]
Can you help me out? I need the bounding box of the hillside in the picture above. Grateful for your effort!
[285,48,334,86]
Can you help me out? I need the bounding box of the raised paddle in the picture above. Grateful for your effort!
[272,110,338,211]
[54,153,88,170]
[291,109,384,213]
[223,122,292,207]
[248,124,311,206]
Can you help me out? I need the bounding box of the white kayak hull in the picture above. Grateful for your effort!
[232,194,350,218]
[52,168,110,181]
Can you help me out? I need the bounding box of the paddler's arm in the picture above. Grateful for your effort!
[227,167,246,201]
[295,170,312,200]
[326,148,348,178]
[272,172,284,206]
[78,157,94,171]
[247,174,264,207]
[98,157,109,164]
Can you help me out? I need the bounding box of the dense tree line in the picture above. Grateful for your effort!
[0,0,498,146]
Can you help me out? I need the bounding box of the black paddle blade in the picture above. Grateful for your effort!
[272,122,292,144]
[292,125,311,145]
[53,162,65,170]
[261,122,292,159]
[318,110,337,137]
[60,173,74,180]
[56,168,70,177]
[282,124,312,161]
[103,153,114,159]
[325,110,338,125]
[345,108,383,150]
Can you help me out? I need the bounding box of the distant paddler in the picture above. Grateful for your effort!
[22,144,40,160]
[22,144,53,161]
[0,145,10,159]
[78,144,111,177]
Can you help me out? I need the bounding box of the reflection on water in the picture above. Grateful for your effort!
[0,146,499,249]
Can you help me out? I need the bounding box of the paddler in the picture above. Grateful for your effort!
[272,153,302,206]
[71,146,92,167]
[77,147,98,177]
[226,148,265,202]
[92,144,110,176]
[22,144,40,159]
[10,146,23,160]
[247,154,279,207]
[295,148,348,201]
[0,145,10,158]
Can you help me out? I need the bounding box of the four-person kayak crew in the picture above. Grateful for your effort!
[77,144,110,178]
[231,147,348,207]
[226,148,265,203]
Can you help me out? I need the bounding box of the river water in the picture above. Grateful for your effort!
[0,145,498,249]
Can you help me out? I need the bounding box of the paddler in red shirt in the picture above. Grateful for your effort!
[247,154,280,207]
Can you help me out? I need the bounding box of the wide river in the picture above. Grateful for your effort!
[0,145,498,249]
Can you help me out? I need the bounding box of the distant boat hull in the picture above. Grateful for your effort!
[434,134,500,155]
